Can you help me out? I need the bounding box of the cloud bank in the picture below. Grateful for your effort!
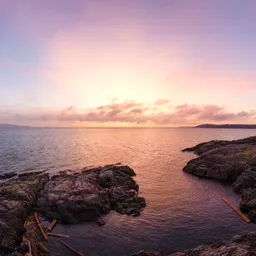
[1,99,255,127]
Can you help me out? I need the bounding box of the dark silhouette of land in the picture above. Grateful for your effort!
[196,124,256,129]
[0,123,26,128]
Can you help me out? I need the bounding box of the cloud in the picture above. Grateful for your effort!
[154,99,170,105]
[0,100,255,126]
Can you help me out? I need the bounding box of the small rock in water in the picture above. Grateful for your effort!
[97,218,106,226]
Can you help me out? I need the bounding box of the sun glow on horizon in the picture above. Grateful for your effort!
[0,1,255,126]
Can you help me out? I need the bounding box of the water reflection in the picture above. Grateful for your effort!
[0,128,256,255]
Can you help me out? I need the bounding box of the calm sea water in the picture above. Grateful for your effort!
[1,127,256,255]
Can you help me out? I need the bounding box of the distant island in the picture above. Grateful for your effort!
[0,123,27,128]
[196,124,256,129]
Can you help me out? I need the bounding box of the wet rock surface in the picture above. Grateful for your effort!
[0,174,49,254]
[134,232,256,256]
[182,136,256,222]
[36,164,145,223]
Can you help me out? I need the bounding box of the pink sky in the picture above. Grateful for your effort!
[0,0,255,126]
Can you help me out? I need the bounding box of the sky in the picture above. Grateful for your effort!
[0,0,255,127]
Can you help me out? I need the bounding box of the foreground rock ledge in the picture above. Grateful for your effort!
[133,232,256,256]
[182,136,256,222]
[36,164,146,223]
[0,164,145,254]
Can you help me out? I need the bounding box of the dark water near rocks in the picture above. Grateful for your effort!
[1,127,256,255]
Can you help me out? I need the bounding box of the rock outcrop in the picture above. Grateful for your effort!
[182,136,256,155]
[36,164,145,223]
[182,136,256,222]
[0,164,145,254]
[134,232,256,256]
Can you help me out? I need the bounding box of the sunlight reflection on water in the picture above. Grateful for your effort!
[0,127,256,255]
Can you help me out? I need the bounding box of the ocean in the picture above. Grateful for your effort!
[1,127,256,255]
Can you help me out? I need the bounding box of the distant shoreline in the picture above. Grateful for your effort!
[1,123,256,129]
[195,124,256,129]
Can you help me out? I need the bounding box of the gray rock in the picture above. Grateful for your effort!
[183,136,256,222]
[232,169,256,193]
[36,164,145,223]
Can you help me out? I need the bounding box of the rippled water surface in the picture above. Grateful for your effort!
[1,127,256,255]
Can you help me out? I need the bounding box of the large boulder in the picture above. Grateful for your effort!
[36,164,145,223]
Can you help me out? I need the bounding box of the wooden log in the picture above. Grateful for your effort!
[47,232,70,238]
[222,198,251,223]
[59,240,85,256]
[47,219,57,232]
[34,212,48,241]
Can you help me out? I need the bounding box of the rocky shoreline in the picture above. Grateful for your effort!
[182,136,256,222]
[0,164,146,255]
[135,136,256,256]
[2,136,256,256]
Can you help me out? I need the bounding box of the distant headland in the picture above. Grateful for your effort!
[0,123,27,128]
[195,124,256,129]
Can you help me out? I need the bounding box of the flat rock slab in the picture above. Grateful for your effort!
[183,143,256,181]
[134,232,256,256]
[0,174,49,253]
[182,136,256,222]
[36,164,146,223]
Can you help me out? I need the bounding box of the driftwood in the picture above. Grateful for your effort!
[47,219,57,232]
[47,232,70,238]
[222,198,251,223]
[59,240,85,256]
[34,212,48,241]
